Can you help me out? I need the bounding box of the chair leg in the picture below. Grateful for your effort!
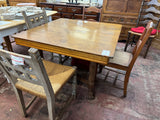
[144,38,152,58]
[72,72,77,99]
[14,88,27,117]
[59,54,63,64]
[98,64,104,73]
[47,97,56,120]
[124,32,131,51]
[123,72,131,97]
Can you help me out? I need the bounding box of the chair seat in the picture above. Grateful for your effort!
[128,30,155,38]
[109,50,133,67]
[15,60,76,99]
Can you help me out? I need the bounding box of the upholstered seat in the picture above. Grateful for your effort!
[124,0,160,58]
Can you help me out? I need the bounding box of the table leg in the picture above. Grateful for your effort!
[3,36,13,52]
[88,62,97,99]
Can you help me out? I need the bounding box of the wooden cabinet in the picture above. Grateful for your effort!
[39,2,99,20]
[8,0,38,6]
[101,0,143,40]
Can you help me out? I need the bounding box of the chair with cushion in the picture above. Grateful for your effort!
[103,21,153,97]
[82,6,101,21]
[0,48,77,120]
[124,0,160,58]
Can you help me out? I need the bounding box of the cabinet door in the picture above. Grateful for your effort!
[103,0,142,15]
[103,0,128,13]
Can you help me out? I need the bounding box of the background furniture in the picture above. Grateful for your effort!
[0,8,56,50]
[39,2,100,21]
[124,0,160,58]
[100,0,143,41]
[0,48,77,120]
[12,18,122,99]
[82,6,101,21]
[103,21,153,97]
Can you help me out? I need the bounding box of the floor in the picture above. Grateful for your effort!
[0,42,160,120]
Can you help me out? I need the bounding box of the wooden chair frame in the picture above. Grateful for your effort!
[104,21,153,97]
[0,48,77,120]
[124,0,160,58]
[82,6,101,21]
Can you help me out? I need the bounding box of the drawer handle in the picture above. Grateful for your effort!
[120,18,124,22]
[58,8,63,11]
[72,9,76,12]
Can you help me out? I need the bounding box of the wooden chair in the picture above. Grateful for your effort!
[124,0,160,58]
[0,48,77,120]
[22,8,48,29]
[0,0,7,7]
[22,8,69,64]
[82,6,101,21]
[103,21,153,97]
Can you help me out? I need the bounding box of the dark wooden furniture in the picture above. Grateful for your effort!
[39,2,100,21]
[103,21,153,97]
[100,0,143,40]
[0,48,77,120]
[82,6,101,21]
[13,18,122,99]
[124,0,160,58]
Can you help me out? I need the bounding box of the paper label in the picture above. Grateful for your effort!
[11,55,24,65]
[101,50,110,56]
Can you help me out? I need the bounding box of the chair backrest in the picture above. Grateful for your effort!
[82,6,101,21]
[0,0,7,7]
[129,21,153,69]
[0,48,54,98]
[22,8,48,29]
[136,0,160,29]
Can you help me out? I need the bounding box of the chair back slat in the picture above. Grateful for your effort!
[22,8,48,29]
[144,0,160,6]
[0,48,48,86]
[136,0,160,29]
[130,21,153,69]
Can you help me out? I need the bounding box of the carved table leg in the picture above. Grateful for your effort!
[3,36,13,52]
[88,62,97,99]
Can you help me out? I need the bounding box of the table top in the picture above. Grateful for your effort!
[0,10,57,31]
[13,18,122,64]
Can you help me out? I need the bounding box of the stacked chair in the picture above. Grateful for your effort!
[124,0,160,58]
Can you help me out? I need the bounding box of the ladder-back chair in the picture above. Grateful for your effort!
[82,6,101,21]
[0,48,77,120]
[104,21,153,97]
[124,0,160,58]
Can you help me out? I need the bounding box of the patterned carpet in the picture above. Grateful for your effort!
[0,42,160,120]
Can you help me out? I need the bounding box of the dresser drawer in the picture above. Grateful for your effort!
[54,6,67,12]
[67,7,82,14]
[74,14,82,19]
[101,15,119,23]
[62,13,73,19]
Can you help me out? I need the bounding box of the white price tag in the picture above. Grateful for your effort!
[11,55,24,65]
[101,50,110,56]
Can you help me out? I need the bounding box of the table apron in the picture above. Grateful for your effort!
[15,38,109,65]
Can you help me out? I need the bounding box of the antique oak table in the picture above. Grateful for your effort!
[13,18,122,99]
